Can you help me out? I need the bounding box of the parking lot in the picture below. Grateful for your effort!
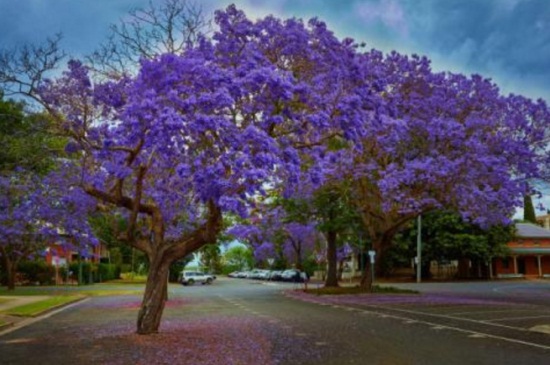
[286,279,550,351]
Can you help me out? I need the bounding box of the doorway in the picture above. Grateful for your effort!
[517,258,526,275]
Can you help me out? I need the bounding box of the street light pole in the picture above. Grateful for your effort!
[416,215,422,283]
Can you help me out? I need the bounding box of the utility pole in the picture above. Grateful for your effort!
[416,215,422,283]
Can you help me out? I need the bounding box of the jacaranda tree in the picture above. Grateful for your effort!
[39,5,360,334]
[322,52,549,288]
[230,203,319,271]
[0,168,97,290]
[28,4,549,332]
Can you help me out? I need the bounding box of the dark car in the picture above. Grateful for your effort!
[268,270,284,281]
[281,269,305,282]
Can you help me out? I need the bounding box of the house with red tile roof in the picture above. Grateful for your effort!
[493,223,550,279]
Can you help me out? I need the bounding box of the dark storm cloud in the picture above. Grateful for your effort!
[0,0,548,100]
[404,0,550,98]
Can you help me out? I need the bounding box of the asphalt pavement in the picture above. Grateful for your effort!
[0,279,549,364]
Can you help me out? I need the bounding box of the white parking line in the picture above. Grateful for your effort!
[448,308,539,316]
[361,303,526,332]
[488,315,550,322]
[338,304,550,351]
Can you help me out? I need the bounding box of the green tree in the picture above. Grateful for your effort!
[0,94,68,289]
[223,245,254,272]
[393,211,512,279]
[313,183,363,287]
[523,195,537,224]
[0,93,65,175]
[169,256,193,282]
[199,244,222,274]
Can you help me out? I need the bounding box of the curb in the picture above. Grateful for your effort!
[4,295,88,318]
[28,296,88,318]
[0,297,90,337]
[0,321,14,331]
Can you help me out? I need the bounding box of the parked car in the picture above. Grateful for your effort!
[236,271,250,278]
[281,269,306,282]
[228,271,241,278]
[247,269,264,279]
[256,270,271,280]
[180,271,215,286]
[268,270,284,281]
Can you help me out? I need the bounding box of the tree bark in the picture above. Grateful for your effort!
[324,230,338,287]
[295,245,303,271]
[359,228,399,291]
[7,263,16,291]
[136,256,170,334]
[360,258,374,291]
[1,251,16,291]
[134,201,222,335]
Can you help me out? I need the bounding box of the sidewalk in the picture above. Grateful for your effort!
[0,296,52,332]
[0,296,51,312]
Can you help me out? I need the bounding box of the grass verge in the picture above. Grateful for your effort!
[3,296,84,317]
[78,289,143,296]
[304,285,418,295]
[0,285,144,297]
[106,279,148,284]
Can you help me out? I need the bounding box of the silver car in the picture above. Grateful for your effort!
[180,271,215,286]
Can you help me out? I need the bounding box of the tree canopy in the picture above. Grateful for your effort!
[1,3,548,332]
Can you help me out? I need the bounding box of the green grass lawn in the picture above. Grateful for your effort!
[2,296,84,317]
[0,284,144,297]
[115,273,148,284]
[0,287,64,296]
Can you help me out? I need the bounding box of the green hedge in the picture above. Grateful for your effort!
[67,262,121,284]
[98,263,121,282]
[17,261,56,285]
[14,261,121,286]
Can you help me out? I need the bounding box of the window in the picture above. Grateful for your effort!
[502,258,510,269]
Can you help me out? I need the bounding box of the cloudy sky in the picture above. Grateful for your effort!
[1,0,549,102]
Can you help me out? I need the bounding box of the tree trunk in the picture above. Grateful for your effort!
[324,230,338,287]
[2,255,16,291]
[295,246,303,271]
[359,237,387,291]
[360,260,374,291]
[337,259,345,280]
[7,263,16,291]
[136,256,170,335]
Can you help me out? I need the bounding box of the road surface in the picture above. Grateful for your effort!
[1,279,550,364]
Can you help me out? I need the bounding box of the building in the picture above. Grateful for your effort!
[536,214,550,229]
[493,223,550,279]
[44,242,107,267]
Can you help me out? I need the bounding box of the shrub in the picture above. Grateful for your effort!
[98,263,121,282]
[17,261,55,285]
[68,262,95,285]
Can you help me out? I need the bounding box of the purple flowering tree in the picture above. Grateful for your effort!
[280,222,318,271]
[38,6,360,334]
[0,169,97,290]
[322,53,549,289]
[230,206,319,270]
[0,174,46,290]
